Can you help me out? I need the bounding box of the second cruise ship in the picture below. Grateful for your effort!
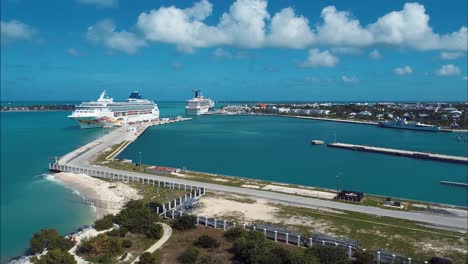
[185,90,215,115]
[68,91,159,128]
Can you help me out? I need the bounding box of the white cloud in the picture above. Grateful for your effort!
[435,64,461,76]
[341,75,359,83]
[87,19,146,54]
[66,48,80,56]
[267,7,314,48]
[369,49,382,60]
[394,66,413,75]
[77,0,118,8]
[300,49,338,67]
[368,3,467,51]
[331,47,362,54]
[87,1,467,54]
[439,51,464,60]
[1,20,36,45]
[316,6,373,46]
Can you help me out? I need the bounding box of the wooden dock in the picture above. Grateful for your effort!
[440,181,468,187]
[327,142,468,164]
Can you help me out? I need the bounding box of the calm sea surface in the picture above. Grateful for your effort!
[1,102,467,262]
[0,102,183,263]
[119,114,468,207]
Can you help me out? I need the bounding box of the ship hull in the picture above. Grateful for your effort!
[378,123,440,132]
[185,106,209,116]
[69,112,159,129]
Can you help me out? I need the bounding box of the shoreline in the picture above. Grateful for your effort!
[50,172,142,219]
[210,112,468,132]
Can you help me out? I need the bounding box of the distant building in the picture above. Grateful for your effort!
[357,111,372,116]
[278,107,290,114]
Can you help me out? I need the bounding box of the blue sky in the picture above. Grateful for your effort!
[1,0,467,101]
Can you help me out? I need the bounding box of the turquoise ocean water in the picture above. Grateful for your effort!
[0,102,184,263]
[119,114,468,206]
[1,102,467,262]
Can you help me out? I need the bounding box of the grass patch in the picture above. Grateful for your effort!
[273,204,468,263]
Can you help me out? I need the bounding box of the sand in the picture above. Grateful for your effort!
[51,172,142,218]
[194,196,278,224]
[261,184,336,199]
[241,184,261,189]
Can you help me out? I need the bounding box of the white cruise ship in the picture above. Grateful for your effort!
[185,90,215,115]
[68,91,159,128]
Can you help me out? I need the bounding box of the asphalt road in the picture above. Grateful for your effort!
[61,125,468,232]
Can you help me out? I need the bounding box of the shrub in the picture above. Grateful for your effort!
[118,226,129,237]
[353,251,374,264]
[76,233,122,262]
[32,249,77,264]
[224,227,247,240]
[172,215,197,231]
[29,229,75,254]
[233,231,281,263]
[195,255,223,264]
[193,235,220,248]
[288,249,320,264]
[148,201,163,213]
[145,223,163,239]
[122,239,133,248]
[94,214,114,231]
[178,247,200,264]
[115,200,159,233]
[106,229,120,237]
[429,257,453,264]
[308,245,350,264]
[137,252,156,264]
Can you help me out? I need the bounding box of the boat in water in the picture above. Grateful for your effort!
[378,117,440,132]
[68,91,159,128]
[185,90,215,115]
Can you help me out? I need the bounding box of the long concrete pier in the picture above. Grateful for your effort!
[328,142,468,164]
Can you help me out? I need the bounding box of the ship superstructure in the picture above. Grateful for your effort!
[68,91,159,128]
[378,117,440,132]
[185,90,215,115]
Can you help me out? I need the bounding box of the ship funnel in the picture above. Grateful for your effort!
[192,90,201,98]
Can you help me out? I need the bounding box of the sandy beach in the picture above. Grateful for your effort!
[51,172,142,219]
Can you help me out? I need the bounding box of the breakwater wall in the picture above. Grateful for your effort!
[328,142,468,164]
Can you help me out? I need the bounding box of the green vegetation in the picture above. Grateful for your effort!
[137,252,157,264]
[274,204,467,263]
[145,223,163,239]
[29,229,75,255]
[195,255,224,264]
[309,245,350,264]
[172,215,197,231]
[178,247,200,264]
[231,231,347,264]
[94,214,114,231]
[193,235,220,248]
[77,233,123,263]
[114,200,159,234]
[224,227,247,240]
[122,239,133,248]
[353,251,375,264]
[31,249,77,264]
